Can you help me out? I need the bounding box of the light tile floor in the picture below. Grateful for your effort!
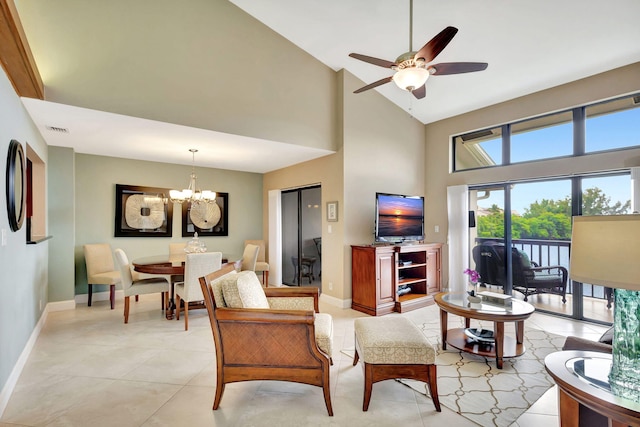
[0,293,608,427]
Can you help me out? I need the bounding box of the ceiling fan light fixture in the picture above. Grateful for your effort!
[392,67,429,92]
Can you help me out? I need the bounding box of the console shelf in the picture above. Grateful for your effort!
[351,243,442,315]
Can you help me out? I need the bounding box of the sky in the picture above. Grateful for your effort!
[377,194,423,217]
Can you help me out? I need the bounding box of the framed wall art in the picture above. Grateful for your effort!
[5,139,26,232]
[182,192,228,237]
[114,184,173,237]
[327,201,338,222]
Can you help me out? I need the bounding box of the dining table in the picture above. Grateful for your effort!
[133,253,241,319]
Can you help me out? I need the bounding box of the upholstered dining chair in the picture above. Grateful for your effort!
[83,243,121,309]
[114,248,171,324]
[169,242,187,254]
[244,239,269,286]
[199,264,334,415]
[240,243,260,273]
[175,252,222,330]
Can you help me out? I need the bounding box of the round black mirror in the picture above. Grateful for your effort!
[6,139,25,232]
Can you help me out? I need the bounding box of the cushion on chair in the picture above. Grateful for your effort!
[255,261,270,272]
[354,317,435,365]
[314,312,333,357]
[222,271,269,308]
[88,270,121,285]
[267,296,315,311]
[210,271,238,308]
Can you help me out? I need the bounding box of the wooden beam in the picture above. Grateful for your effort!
[0,0,43,99]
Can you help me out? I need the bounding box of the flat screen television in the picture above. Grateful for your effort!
[375,192,424,243]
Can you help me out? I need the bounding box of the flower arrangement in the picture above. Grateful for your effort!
[464,268,481,296]
[464,268,480,284]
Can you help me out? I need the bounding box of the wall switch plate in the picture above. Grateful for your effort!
[434,225,440,233]
[328,225,332,234]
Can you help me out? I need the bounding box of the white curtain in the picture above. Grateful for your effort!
[447,185,469,293]
[268,189,282,286]
[632,167,640,213]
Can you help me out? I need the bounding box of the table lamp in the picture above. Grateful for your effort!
[570,214,640,403]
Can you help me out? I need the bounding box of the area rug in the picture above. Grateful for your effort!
[400,318,565,427]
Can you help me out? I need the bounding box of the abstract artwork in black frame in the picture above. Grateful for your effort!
[182,192,228,237]
[114,184,173,237]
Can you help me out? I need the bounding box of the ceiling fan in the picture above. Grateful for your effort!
[348,0,488,99]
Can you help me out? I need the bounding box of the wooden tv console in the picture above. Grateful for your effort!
[351,243,443,316]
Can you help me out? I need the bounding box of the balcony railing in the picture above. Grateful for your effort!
[475,237,610,301]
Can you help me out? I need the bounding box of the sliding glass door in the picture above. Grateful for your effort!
[509,180,572,317]
[469,172,630,323]
[281,186,322,288]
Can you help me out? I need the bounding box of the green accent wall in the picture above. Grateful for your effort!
[70,153,262,296]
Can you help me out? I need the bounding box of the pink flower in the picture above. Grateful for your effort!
[464,268,480,284]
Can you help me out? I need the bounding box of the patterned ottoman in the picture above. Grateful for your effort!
[353,316,441,412]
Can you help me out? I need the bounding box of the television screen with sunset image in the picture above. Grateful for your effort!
[375,193,424,242]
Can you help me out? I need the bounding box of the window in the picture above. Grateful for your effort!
[452,93,640,172]
[511,111,573,163]
[470,172,630,322]
[586,96,640,153]
[453,126,502,171]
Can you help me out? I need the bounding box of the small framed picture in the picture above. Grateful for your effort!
[327,201,338,222]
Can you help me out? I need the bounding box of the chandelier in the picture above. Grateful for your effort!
[169,149,216,205]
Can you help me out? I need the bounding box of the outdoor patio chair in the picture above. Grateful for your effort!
[472,244,568,303]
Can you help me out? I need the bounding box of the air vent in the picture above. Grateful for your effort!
[45,126,69,133]
[633,95,640,105]
[460,129,493,142]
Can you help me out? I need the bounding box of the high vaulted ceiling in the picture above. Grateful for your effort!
[12,0,640,173]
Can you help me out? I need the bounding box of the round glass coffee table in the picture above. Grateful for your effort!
[434,292,535,369]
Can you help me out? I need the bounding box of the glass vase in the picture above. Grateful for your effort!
[609,289,640,403]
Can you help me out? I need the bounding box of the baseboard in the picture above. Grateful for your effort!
[320,293,351,309]
[0,302,50,417]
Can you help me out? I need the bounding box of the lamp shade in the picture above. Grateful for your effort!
[569,215,640,290]
[392,67,429,91]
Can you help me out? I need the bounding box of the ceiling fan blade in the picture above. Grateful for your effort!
[429,62,488,75]
[353,76,394,94]
[349,53,397,69]
[412,85,426,99]
[414,26,458,63]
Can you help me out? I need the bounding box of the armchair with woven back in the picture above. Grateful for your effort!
[199,263,334,416]
[472,243,568,303]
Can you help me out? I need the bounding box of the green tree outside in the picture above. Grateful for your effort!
[477,187,631,240]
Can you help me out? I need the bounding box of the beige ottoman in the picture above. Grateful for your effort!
[353,317,441,412]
